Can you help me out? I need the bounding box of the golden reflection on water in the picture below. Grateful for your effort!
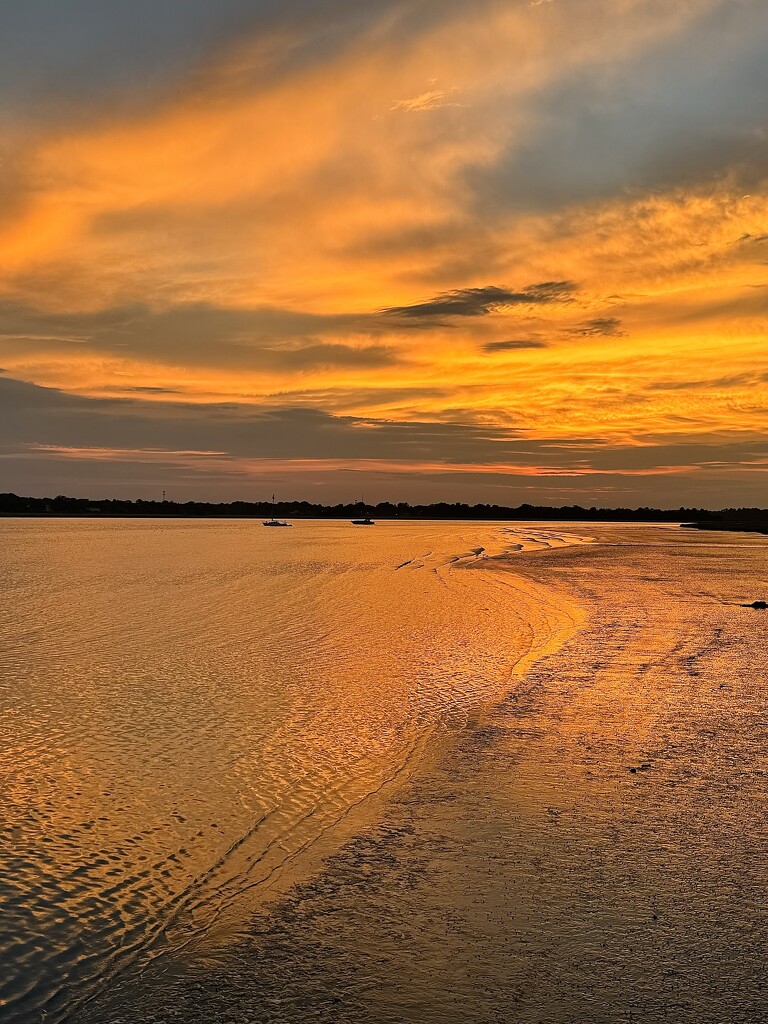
[0,519,586,1023]
[98,523,766,1024]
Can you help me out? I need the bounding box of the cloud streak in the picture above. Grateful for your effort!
[567,317,626,338]
[383,282,577,319]
[482,339,549,352]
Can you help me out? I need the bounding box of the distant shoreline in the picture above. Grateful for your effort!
[3,492,767,533]
[0,512,687,523]
[0,491,731,523]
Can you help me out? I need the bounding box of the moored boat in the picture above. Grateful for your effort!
[351,497,374,525]
[263,494,292,527]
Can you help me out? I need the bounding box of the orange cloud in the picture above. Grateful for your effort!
[3,0,768,501]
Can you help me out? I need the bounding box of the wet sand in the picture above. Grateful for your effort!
[80,530,767,1024]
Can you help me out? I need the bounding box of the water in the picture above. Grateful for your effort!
[0,519,588,1023]
[71,521,768,1024]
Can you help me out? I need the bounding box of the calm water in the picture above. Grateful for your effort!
[0,519,588,1023]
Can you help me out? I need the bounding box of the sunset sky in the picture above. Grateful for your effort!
[2,0,768,506]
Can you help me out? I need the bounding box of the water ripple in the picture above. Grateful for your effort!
[0,519,587,1023]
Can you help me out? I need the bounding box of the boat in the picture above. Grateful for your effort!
[351,497,375,525]
[263,494,292,527]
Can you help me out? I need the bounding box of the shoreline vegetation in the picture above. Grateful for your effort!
[2,491,766,529]
[2,492,767,534]
[680,511,768,535]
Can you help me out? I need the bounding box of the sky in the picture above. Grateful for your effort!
[2,0,768,507]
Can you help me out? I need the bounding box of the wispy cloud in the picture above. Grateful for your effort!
[383,282,577,319]
[482,339,548,352]
[391,86,466,112]
[567,317,627,338]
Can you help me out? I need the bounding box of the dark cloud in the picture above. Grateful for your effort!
[3,374,768,504]
[0,1,395,120]
[482,339,548,353]
[2,375,526,465]
[2,373,765,472]
[383,282,577,320]
[116,386,184,394]
[568,317,626,338]
[0,301,400,371]
[0,1,256,115]
[466,1,768,215]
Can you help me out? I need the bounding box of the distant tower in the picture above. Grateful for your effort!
[162,490,166,502]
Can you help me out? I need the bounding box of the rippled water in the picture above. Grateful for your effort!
[84,522,767,1024]
[0,519,588,1023]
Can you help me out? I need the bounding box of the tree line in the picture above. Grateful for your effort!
[0,492,734,521]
